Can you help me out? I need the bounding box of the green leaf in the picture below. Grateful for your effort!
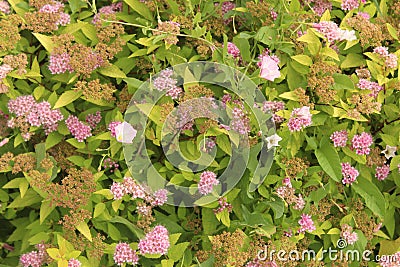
[315,138,341,182]
[98,64,127,78]
[123,0,154,21]
[93,203,106,218]
[341,53,366,69]
[40,200,55,224]
[8,189,42,208]
[45,132,64,150]
[216,135,231,156]
[33,33,55,52]
[76,221,92,241]
[332,73,354,90]
[291,55,313,66]
[352,176,386,218]
[168,242,190,261]
[54,90,82,109]
[266,197,284,219]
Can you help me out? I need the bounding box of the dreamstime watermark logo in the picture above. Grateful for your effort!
[257,239,396,263]
[122,62,276,207]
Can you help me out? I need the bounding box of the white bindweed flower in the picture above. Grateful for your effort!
[339,29,357,41]
[115,122,137,144]
[382,145,397,159]
[265,134,282,150]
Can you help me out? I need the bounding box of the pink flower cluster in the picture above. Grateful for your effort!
[138,225,170,255]
[92,2,122,24]
[198,171,219,195]
[375,164,390,181]
[373,46,398,69]
[0,0,11,14]
[276,177,305,210]
[110,177,168,206]
[68,258,81,267]
[231,107,251,134]
[341,162,359,185]
[330,130,348,147]
[86,111,102,128]
[379,252,400,267]
[311,0,332,16]
[246,259,278,267]
[0,64,12,79]
[356,79,383,98]
[48,53,73,74]
[287,106,312,132]
[113,242,139,266]
[20,251,42,267]
[227,42,240,58]
[341,0,360,11]
[313,21,356,42]
[213,197,233,214]
[108,121,122,137]
[65,115,92,142]
[8,95,63,135]
[39,1,70,28]
[340,224,358,245]
[351,132,373,155]
[153,69,182,99]
[20,244,48,267]
[298,214,316,233]
[27,101,64,134]
[263,101,285,124]
[217,1,235,24]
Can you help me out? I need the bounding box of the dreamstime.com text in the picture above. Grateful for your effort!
[257,239,398,263]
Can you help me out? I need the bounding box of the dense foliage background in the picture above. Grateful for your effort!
[0,0,400,266]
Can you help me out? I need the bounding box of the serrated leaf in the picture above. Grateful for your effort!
[352,176,385,219]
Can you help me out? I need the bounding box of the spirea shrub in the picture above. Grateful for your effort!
[0,0,400,266]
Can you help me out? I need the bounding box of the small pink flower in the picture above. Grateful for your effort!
[340,224,358,245]
[111,182,125,200]
[341,162,359,185]
[151,189,168,206]
[351,132,373,155]
[20,251,42,267]
[68,258,81,267]
[138,225,170,255]
[0,0,11,14]
[259,55,280,81]
[48,53,73,74]
[65,115,92,142]
[0,138,9,147]
[0,64,12,79]
[86,111,102,128]
[298,214,316,233]
[198,171,219,195]
[287,106,312,132]
[108,121,122,137]
[113,242,139,266]
[330,130,348,147]
[341,0,360,11]
[227,42,240,58]
[375,165,390,181]
[293,194,305,210]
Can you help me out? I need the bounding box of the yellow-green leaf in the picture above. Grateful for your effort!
[54,90,82,109]
[76,221,92,242]
[98,65,127,78]
[33,33,55,53]
[291,55,313,66]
